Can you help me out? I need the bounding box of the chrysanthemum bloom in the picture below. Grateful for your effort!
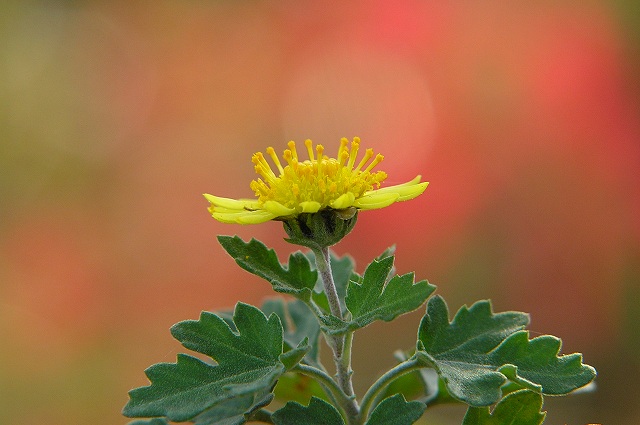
[204,137,428,247]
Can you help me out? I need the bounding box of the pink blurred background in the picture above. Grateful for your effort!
[1,1,639,424]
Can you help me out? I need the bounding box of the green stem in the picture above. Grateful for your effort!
[314,247,343,320]
[359,357,423,422]
[312,247,360,424]
[293,364,348,409]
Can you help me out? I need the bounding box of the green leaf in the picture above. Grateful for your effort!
[462,389,546,425]
[345,256,436,330]
[417,296,596,406]
[127,419,170,425]
[218,236,317,301]
[272,397,344,425]
[193,392,273,425]
[365,394,426,425]
[262,298,322,366]
[123,303,302,422]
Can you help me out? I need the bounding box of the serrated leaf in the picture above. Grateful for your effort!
[123,303,297,422]
[365,394,426,425]
[272,396,344,425]
[417,296,596,406]
[262,298,322,366]
[218,236,317,301]
[462,389,546,425]
[345,256,436,330]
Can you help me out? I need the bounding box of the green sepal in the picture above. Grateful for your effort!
[283,209,358,249]
[462,389,546,425]
[416,296,596,406]
[365,394,426,425]
[272,396,345,425]
[218,236,317,301]
[345,255,436,330]
[123,303,301,422]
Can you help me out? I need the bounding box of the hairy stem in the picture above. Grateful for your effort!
[293,364,348,412]
[313,247,359,424]
[359,357,422,422]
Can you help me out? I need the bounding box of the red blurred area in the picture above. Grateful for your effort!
[1,1,638,424]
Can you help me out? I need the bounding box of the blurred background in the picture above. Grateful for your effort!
[1,1,639,424]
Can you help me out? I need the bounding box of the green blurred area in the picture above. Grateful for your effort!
[1,1,638,424]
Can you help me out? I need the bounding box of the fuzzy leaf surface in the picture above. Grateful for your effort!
[365,394,426,425]
[345,256,436,330]
[272,396,344,425]
[123,303,304,422]
[417,296,596,406]
[462,389,546,425]
[192,392,273,425]
[218,236,317,300]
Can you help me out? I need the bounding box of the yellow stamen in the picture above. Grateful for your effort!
[364,153,384,173]
[266,147,284,174]
[316,144,324,179]
[338,137,349,159]
[355,148,374,172]
[304,139,315,161]
[287,141,298,161]
[347,138,360,170]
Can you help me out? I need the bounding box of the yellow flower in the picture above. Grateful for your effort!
[204,137,428,224]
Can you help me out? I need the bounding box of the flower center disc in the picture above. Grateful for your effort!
[250,138,387,211]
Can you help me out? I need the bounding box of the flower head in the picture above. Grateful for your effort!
[204,137,428,225]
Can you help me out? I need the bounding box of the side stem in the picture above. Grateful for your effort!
[359,357,422,422]
[313,246,359,423]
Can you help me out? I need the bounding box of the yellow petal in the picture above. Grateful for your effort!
[299,201,322,213]
[263,200,296,217]
[236,210,277,224]
[395,181,428,201]
[212,209,276,224]
[330,192,356,209]
[203,194,256,211]
[352,192,400,210]
[367,181,429,202]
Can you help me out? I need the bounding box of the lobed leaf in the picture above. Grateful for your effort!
[123,303,306,422]
[218,236,317,301]
[462,389,546,425]
[417,296,596,406]
[272,396,345,425]
[345,256,436,331]
[365,394,426,425]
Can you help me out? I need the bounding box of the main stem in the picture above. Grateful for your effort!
[314,246,359,423]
